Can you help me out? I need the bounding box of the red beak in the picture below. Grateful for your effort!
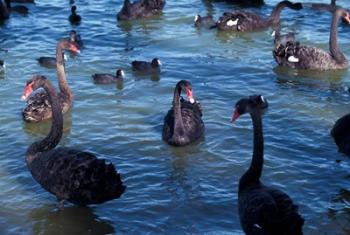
[186,89,193,99]
[21,84,33,100]
[231,109,240,123]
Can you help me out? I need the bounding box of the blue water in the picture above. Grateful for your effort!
[0,0,350,234]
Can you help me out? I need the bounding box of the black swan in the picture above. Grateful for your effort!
[310,0,349,25]
[117,0,165,21]
[21,75,126,206]
[216,1,302,32]
[331,113,350,156]
[92,69,125,84]
[231,95,304,234]
[162,80,204,146]
[0,0,9,19]
[69,5,81,25]
[132,58,161,74]
[4,0,28,14]
[194,14,216,29]
[273,8,350,70]
[24,39,79,122]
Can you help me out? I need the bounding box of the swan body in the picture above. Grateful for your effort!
[162,80,204,146]
[23,39,79,122]
[92,69,125,84]
[194,14,216,28]
[232,95,304,234]
[331,113,350,155]
[117,0,165,21]
[22,75,126,206]
[216,1,302,32]
[273,8,350,70]
[132,58,161,74]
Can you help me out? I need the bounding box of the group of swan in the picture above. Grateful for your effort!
[13,0,350,234]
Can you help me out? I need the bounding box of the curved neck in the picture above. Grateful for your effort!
[26,80,63,163]
[329,10,346,64]
[56,41,72,100]
[270,1,293,24]
[239,111,264,191]
[173,84,184,135]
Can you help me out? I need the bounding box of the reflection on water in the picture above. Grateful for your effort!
[30,205,115,235]
[22,111,73,137]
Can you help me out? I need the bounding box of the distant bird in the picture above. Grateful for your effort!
[117,0,165,21]
[132,58,161,74]
[194,14,216,29]
[162,80,204,146]
[92,69,125,84]
[0,60,5,73]
[21,75,126,207]
[273,8,350,70]
[4,0,28,14]
[69,5,81,25]
[69,30,83,49]
[231,95,304,235]
[216,1,302,32]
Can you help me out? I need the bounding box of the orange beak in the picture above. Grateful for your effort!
[21,84,33,101]
[231,109,240,123]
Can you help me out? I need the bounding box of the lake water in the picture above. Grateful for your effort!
[0,0,350,234]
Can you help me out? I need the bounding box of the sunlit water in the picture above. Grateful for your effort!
[0,0,350,234]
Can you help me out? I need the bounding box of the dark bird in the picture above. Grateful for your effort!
[216,1,302,32]
[273,8,350,70]
[69,30,83,49]
[69,5,81,25]
[0,60,5,74]
[331,113,350,156]
[132,58,161,74]
[24,39,80,122]
[92,69,125,84]
[231,95,304,235]
[310,0,349,25]
[117,0,165,21]
[194,14,216,29]
[4,0,28,14]
[21,75,126,206]
[162,80,204,146]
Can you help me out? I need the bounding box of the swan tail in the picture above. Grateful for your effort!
[68,152,126,205]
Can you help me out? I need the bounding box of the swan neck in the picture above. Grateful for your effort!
[26,79,63,164]
[239,111,264,191]
[56,41,72,101]
[270,1,292,24]
[173,84,184,134]
[329,10,346,64]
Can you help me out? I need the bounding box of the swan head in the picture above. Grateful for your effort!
[231,95,268,123]
[21,75,48,101]
[177,80,195,104]
[341,9,350,24]
[65,40,80,54]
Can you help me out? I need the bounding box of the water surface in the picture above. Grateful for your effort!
[1,0,350,234]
